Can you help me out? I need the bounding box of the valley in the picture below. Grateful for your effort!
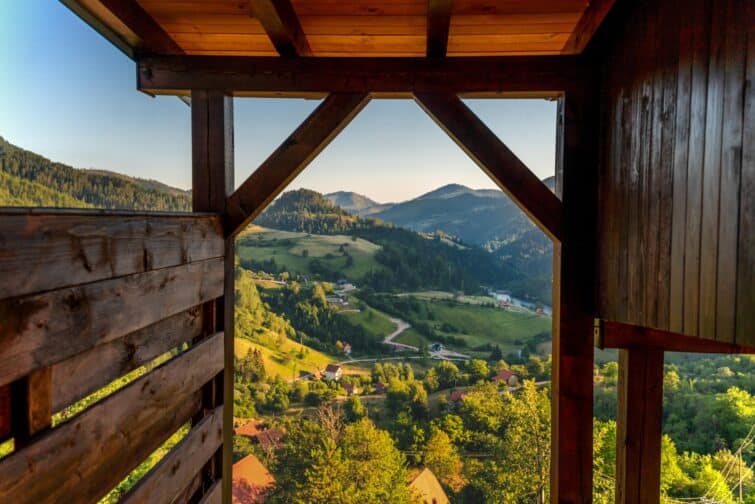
[2,136,753,503]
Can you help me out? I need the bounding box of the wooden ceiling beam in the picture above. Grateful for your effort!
[414,92,563,242]
[561,0,616,54]
[426,0,453,57]
[225,93,370,236]
[138,55,585,97]
[98,0,183,55]
[249,0,311,57]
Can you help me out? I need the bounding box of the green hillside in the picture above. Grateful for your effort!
[254,189,543,300]
[0,136,190,211]
[237,225,385,280]
[0,171,91,208]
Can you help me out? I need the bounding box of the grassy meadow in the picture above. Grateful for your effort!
[238,225,385,279]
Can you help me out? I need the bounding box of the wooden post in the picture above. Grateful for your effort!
[615,348,664,503]
[551,86,598,502]
[191,89,234,503]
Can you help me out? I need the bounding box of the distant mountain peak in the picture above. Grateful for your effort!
[324,190,393,217]
[416,184,474,200]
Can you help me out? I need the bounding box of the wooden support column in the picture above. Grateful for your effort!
[191,89,234,503]
[551,88,598,502]
[615,349,664,503]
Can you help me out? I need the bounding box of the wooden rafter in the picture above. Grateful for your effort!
[98,0,183,55]
[249,0,311,57]
[426,0,453,57]
[562,0,616,54]
[225,93,370,237]
[596,320,755,354]
[414,93,563,242]
[137,55,585,97]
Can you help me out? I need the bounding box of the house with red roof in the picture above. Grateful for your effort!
[323,363,343,381]
[449,389,467,402]
[343,382,359,396]
[232,454,275,504]
[492,369,519,387]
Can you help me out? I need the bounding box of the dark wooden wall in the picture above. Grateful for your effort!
[596,0,753,346]
[0,209,225,503]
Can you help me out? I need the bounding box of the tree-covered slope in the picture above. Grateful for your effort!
[0,137,190,211]
[254,189,545,300]
[0,171,91,208]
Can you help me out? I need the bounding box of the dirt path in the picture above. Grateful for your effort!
[382,317,416,351]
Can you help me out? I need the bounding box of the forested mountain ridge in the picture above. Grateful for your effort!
[255,189,549,300]
[0,137,190,211]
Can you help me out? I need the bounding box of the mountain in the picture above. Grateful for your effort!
[372,179,556,248]
[0,136,191,211]
[254,189,546,299]
[324,191,393,216]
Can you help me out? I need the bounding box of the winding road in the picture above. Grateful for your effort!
[382,317,416,351]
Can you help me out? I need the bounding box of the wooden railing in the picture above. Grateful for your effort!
[0,208,226,503]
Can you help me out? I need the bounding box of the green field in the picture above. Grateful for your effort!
[235,336,366,380]
[391,297,552,354]
[338,304,397,341]
[238,225,385,279]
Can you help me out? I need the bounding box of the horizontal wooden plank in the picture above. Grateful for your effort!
[51,307,205,412]
[0,257,224,387]
[122,406,223,503]
[138,54,586,97]
[0,332,223,504]
[596,320,755,354]
[0,212,223,301]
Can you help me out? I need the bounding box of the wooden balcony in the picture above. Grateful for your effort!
[0,0,752,502]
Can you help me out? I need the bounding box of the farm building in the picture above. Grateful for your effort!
[0,0,752,503]
[323,363,343,381]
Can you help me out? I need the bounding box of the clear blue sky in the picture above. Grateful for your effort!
[0,1,556,203]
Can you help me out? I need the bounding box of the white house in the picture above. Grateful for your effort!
[323,364,343,381]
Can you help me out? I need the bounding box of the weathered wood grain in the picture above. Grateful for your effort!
[615,348,664,503]
[716,0,746,341]
[122,406,223,503]
[597,319,754,354]
[50,307,204,412]
[551,85,599,502]
[0,211,223,301]
[192,87,236,502]
[192,90,234,213]
[596,0,751,346]
[137,54,587,97]
[736,0,755,346]
[0,257,224,387]
[0,333,222,504]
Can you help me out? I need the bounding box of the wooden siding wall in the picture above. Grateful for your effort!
[0,209,225,503]
[596,0,753,346]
